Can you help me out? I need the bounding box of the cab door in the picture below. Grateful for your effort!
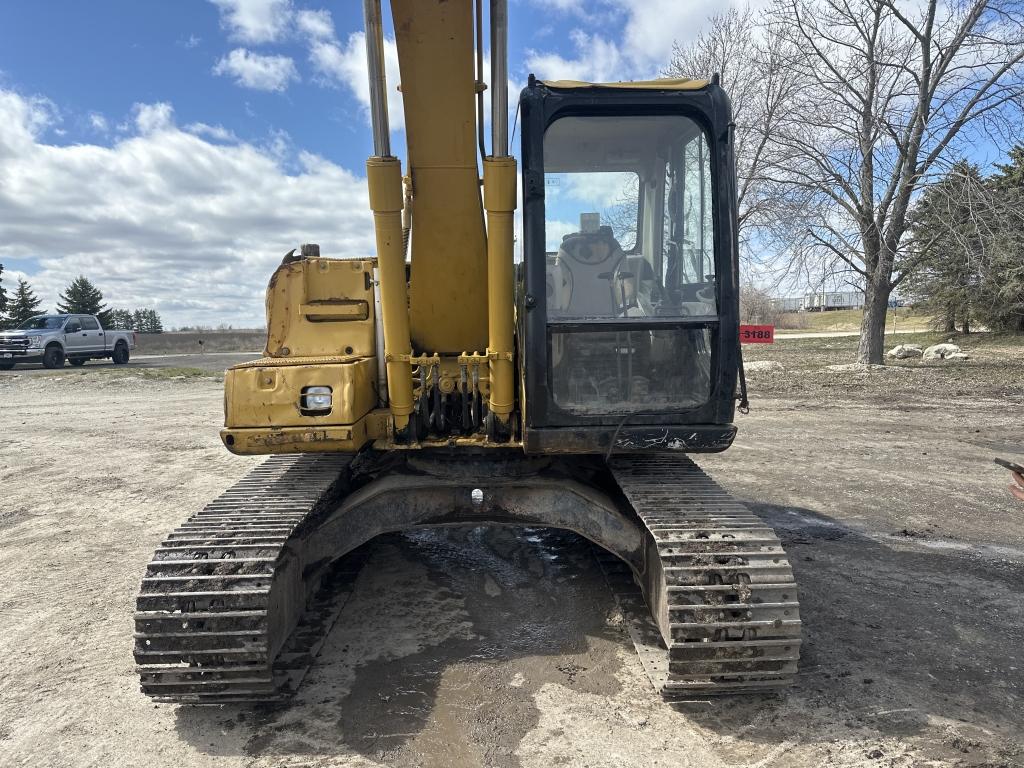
[517,81,742,453]
[63,317,89,354]
[79,316,105,352]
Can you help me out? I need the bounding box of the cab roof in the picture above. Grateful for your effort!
[538,77,710,91]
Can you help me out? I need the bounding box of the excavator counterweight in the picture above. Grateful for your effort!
[135,0,801,703]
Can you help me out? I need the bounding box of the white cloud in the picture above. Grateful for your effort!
[209,0,293,44]
[525,0,753,82]
[88,112,109,132]
[530,0,586,13]
[618,0,721,72]
[0,88,375,328]
[185,122,238,142]
[295,8,334,41]
[546,219,577,252]
[0,93,58,152]
[262,127,293,161]
[309,32,405,132]
[526,29,626,82]
[133,102,174,134]
[565,171,635,207]
[213,48,299,92]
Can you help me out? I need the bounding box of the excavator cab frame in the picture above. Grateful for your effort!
[519,78,741,454]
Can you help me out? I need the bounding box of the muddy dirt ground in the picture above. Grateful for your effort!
[1,350,1022,767]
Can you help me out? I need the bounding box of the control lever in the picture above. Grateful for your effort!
[598,270,637,403]
[598,270,635,317]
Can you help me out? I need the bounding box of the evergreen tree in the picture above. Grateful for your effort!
[8,279,44,327]
[0,263,8,318]
[56,275,111,327]
[981,145,1024,333]
[107,309,135,330]
[905,149,1024,335]
[905,162,986,334]
[130,308,165,334]
[993,145,1024,187]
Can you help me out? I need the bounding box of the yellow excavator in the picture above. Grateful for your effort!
[134,0,801,704]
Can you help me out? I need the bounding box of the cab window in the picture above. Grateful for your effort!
[544,114,716,321]
[542,113,717,415]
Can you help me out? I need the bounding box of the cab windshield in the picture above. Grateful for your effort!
[18,316,66,331]
[544,114,716,320]
[542,113,717,415]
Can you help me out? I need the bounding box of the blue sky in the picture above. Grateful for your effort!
[1,1,1018,326]
[5,1,383,171]
[0,1,710,168]
[3,2,357,171]
[1,0,724,327]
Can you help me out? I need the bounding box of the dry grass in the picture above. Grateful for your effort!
[21,366,222,382]
[776,307,933,332]
[744,331,1024,403]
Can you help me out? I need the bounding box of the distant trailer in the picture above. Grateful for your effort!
[803,291,865,311]
[771,291,865,312]
[770,297,804,312]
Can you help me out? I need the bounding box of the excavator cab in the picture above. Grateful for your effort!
[519,78,741,453]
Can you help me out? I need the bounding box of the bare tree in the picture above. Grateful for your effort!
[740,282,785,325]
[764,0,1024,363]
[668,7,803,264]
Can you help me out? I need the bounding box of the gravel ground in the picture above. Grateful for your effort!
[0,362,1022,768]
[0,352,257,376]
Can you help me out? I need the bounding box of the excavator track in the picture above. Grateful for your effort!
[608,455,801,696]
[134,454,354,705]
[135,451,798,705]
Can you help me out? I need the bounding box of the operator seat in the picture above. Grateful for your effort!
[551,226,627,317]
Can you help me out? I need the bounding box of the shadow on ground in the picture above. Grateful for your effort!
[175,526,628,768]
[681,501,1024,766]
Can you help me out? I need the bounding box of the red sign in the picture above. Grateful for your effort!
[740,325,775,344]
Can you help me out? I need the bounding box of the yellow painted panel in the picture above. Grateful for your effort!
[540,78,709,90]
[265,257,375,358]
[225,358,378,429]
[221,410,391,455]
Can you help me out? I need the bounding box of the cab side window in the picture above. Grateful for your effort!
[81,316,100,331]
[65,318,83,333]
[662,131,715,316]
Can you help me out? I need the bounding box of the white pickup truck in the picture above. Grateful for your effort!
[0,314,136,370]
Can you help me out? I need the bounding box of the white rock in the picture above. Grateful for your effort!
[947,352,970,361]
[745,360,784,373]
[923,343,961,360]
[888,344,923,359]
[826,363,887,372]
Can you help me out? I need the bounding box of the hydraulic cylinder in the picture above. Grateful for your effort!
[483,156,517,423]
[367,156,414,434]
